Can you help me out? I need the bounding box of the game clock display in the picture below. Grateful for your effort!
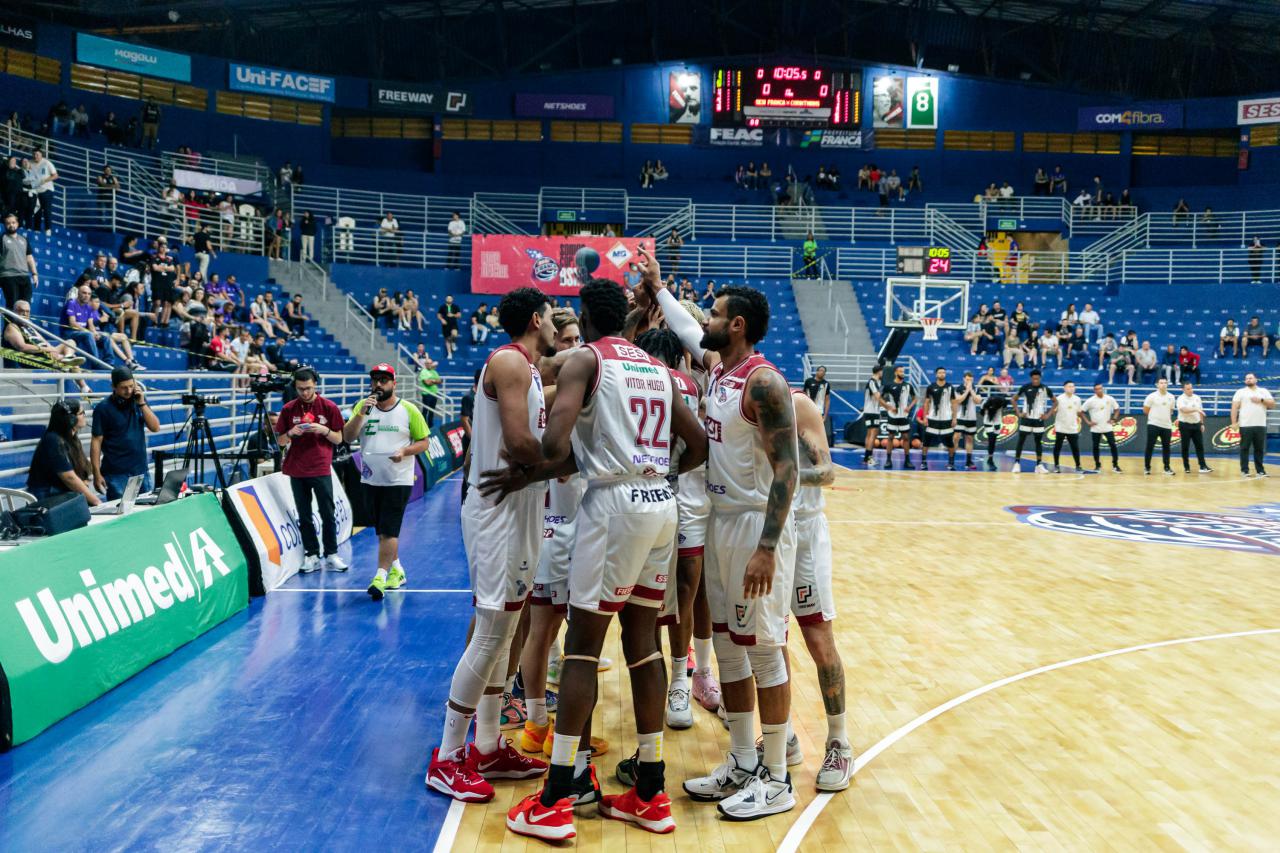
[713,66,861,127]
[896,246,952,275]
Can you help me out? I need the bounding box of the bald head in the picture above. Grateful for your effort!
[14,300,29,312]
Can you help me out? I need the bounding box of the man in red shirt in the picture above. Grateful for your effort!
[1178,346,1201,383]
[274,367,349,572]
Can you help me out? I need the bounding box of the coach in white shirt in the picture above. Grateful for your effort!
[1231,373,1275,477]
[1082,383,1121,472]
[1143,378,1177,474]
[1051,380,1085,472]
[1176,381,1211,474]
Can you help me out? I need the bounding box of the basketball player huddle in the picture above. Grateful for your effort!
[425,248,855,841]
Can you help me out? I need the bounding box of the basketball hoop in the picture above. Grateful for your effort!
[921,317,943,341]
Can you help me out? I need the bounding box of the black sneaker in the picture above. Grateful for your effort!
[1199,466,1213,473]
[985,460,997,471]
[615,750,638,787]
[1164,468,1175,476]
[1145,469,1152,476]
[1113,465,1123,473]
[1184,467,1192,474]
[902,462,915,470]
[1053,465,1062,473]
[965,461,977,470]
[946,463,956,471]
[571,764,602,811]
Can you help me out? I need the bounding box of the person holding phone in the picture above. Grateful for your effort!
[343,363,431,599]
[276,367,348,573]
[91,367,159,500]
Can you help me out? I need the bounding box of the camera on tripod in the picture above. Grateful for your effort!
[248,374,290,396]
[182,393,222,407]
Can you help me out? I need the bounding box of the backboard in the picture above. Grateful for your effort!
[884,276,969,330]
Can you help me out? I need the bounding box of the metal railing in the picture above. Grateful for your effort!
[1144,209,1280,248]
[329,227,470,269]
[290,184,472,234]
[626,196,692,236]
[802,352,926,389]
[539,186,626,212]
[60,185,265,254]
[926,207,980,250]
[653,243,795,278]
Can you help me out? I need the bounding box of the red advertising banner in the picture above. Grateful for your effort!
[470,235,652,296]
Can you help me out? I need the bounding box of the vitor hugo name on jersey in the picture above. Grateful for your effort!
[572,337,675,480]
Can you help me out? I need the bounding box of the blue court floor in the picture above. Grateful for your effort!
[0,477,471,852]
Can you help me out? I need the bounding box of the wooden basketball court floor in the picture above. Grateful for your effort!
[448,450,1280,851]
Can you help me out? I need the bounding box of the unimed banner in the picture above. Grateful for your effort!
[471,235,650,296]
[0,494,249,748]
[225,470,353,592]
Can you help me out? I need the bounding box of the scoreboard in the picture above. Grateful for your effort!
[713,66,861,127]
[896,246,952,275]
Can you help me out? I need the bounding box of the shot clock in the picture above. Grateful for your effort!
[713,66,861,127]
[896,246,952,275]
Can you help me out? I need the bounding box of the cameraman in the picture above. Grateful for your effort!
[274,367,348,573]
[91,367,159,500]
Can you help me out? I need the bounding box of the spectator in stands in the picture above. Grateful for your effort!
[744,162,759,188]
[447,211,467,269]
[1060,302,1078,326]
[95,165,120,219]
[1033,168,1049,195]
[1009,302,1030,337]
[907,166,920,194]
[163,180,184,237]
[976,313,1001,356]
[3,157,25,223]
[997,367,1014,391]
[371,288,394,328]
[1242,316,1269,358]
[89,296,142,369]
[998,182,1014,202]
[140,98,161,150]
[1090,176,1104,206]
[878,173,891,212]
[1039,325,1062,368]
[1049,165,1067,195]
[279,162,293,190]
[49,101,72,135]
[1068,325,1090,369]
[1107,336,1135,384]
[1055,320,1073,353]
[0,212,39,310]
[191,222,218,279]
[758,162,773,188]
[976,366,998,387]
[802,232,818,278]
[816,165,829,190]
[1219,319,1240,358]
[1249,237,1265,284]
[298,211,318,263]
[437,294,462,360]
[378,211,401,264]
[700,279,717,307]
[639,160,654,189]
[1003,322,1026,368]
[410,343,429,369]
[1172,198,1190,226]
[27,399,100,505]
[1119,189,1133,210]
[486,304,500,334]
[886,169,903,201]
[266,208,288,260]
[734,163,747,188]
[652,161,669,182]
[403,290,426,331]
[91,367,158,500]
[1178,346,1201,382]
[291,164,304,185]
[857,165,870,190]
[124,116,140,147]
[417,355,442,427]
[868,165,881,189]
[1072,188,1091,209]
[201,323,234,371]
[262,292,291,338]
[1160,344,1180,384]
[1202,207,1217,235]
[26,149,57,235]
[223,274,247,321]
[284,293,310,339]
[1135,341,1158,381]
[275,367,348,573]
[101,111,121,145]
[1079,302,1101,343]
[4,300,84,367]
[983,183,999,202]
[1019,324,1039,367]
[216,195,235,242]
[249,293,276,339]
[667,228,683,274]
[1096,332,1117,369]
[61,283,104,363]
[267,335,299,375]
[149,236,178,325]
[964,313,983,354]
[470,302,490,345]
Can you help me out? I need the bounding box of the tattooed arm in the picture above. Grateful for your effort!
[741,366,799,599]
[793,391,834,486]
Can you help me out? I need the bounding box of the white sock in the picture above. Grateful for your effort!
[548,638,562,668]
[528,697,548,726]
[375,568,388,582]
[670,656,689,687]
[637,731,663,763]
[392,558,403,571]
[761,722,788,780]
[550,732,579,768]
[474,692,502,752]
[573,744,588,774]
[727,711,758,769]
[693,637,713,673]
[786,720,795,742]
[827,712,848,745]
[504,673,516,695]
[439,706,474,757]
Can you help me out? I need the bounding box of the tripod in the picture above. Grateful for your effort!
[175,400,228,490]
[235,391,280,480]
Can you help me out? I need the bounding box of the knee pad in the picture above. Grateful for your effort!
[746,645,788,689]
[713,632,752,683]
[450,609,520,704]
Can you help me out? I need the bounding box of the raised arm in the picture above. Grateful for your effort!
[793,392,834,486]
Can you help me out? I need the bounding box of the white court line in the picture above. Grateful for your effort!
[433,800,466,853]
[775,626,1280,853]
[269,588,472,594]
[828,520,1005,525]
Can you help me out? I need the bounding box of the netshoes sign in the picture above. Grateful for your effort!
[0,494,248,748]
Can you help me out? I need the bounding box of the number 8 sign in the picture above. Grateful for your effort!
[906,77,938,129]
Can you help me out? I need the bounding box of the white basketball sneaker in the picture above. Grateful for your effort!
[683,752,758,802]
[665,684,693,730]
[324,553,349,572]
[815,740,854,792]
[716,765,796,820]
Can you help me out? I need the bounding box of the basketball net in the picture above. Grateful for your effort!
[921,316,943,341]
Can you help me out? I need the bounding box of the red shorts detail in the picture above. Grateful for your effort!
[629,585,665,602]
[596,600,627,613]
[676,546,705,558]
[712,622,729,634]
[529,595,554,607]
[656,614,677,627]
[795,612,830,626]
[729,630,758,646]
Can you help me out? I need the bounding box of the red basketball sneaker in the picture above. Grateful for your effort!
[506,791,576,841]
[469,738,549,780]
[425,747,494,803]
[599,787,676,834]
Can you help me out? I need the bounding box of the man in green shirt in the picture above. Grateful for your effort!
[417,355,442,427]
[802,232,818,278]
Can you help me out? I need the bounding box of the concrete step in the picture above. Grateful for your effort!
[792,279,875,357]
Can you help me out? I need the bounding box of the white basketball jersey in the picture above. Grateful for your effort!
[467,343,547,498]
[791,390,825,518]
[571,336,673,483]
[545,474,587,525]
[705,353,796,511]
[670,369,705,480]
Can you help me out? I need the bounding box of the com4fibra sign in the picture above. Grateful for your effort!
[1078,104,1183,130]
[0,494,248,748]
[230,62,335,103]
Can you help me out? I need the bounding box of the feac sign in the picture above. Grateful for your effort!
[709,127,765,146]
[14,527,233,665]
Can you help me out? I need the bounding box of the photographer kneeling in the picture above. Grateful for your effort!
[274,368,348,573]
